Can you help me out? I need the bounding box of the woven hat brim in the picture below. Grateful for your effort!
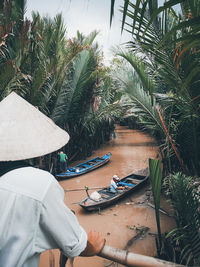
[0,92,69,161]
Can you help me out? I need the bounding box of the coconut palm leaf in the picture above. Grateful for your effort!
[0,0,31,99]
[149,158,162,250]
[0,60,15,97]
[82,30,99,47]
[112,54,165,136]
[117,0,200,106]
[112,0,200,174]
[115,48,155,95]
[50,49,97,125]
[110,0,116,26]
[120,5,185,96]
[164,172,200,265]
[156,17,200,51]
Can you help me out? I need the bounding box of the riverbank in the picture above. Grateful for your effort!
[39,125,175,267]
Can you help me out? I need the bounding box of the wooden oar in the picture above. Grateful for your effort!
[59,246,186,267]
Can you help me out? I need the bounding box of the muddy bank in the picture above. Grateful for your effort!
[39,125,175,267]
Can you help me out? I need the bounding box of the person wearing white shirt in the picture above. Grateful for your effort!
[0,93,105,267]
[110,174,127,193]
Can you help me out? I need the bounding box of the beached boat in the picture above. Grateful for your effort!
[79,171,149,211]
[56,152,111,179]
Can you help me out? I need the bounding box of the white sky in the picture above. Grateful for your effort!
[26,0,131,64]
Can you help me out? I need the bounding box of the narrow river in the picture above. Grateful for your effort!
[39,125,175,267]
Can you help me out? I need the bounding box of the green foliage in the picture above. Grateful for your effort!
[51,49,96,124]
[0,0,118,169]
[164,172,200,266]
[111,0,200,176]
[112,53,163,134]
[111,1,200,263]
[149,159,162,251]
[115,49,155,95]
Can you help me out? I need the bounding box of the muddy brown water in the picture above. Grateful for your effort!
[39,125,175,267]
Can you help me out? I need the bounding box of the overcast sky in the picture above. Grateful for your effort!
[26,0,131,64]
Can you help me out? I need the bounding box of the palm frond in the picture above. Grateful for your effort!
[51,49,97,124]
[114,63,165,136]
[165,172,200,265]
[149,158,162,248]
[115,48,155,95]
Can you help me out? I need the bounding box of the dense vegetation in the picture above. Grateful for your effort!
[110,0,200,265]
[111,0,200,177]
[0,0,123,172]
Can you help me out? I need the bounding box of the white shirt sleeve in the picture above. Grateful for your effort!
[110,179,118,192]
[35,180,87,258]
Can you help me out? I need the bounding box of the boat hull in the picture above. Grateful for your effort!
[79,172,149,211]
[56,152,111,179]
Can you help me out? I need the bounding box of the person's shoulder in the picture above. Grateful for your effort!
[28,168,63,200]
[1,167,58,201]
[22,166,52,176]
[28,167,57,183]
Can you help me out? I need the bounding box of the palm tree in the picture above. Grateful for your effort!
[0,0,118,169]
[109,1,200,264]
[110,0,200,176]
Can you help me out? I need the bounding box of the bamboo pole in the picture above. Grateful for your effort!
[59,245,186,267]
[64,187,105,192]
[99,245,186,267]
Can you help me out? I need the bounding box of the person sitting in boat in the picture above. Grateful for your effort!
[110,174,127,193]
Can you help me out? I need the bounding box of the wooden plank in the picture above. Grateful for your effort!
[100,193,112,199]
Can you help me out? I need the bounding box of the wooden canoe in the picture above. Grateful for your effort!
[56,152,111,179]
[79,171,149,211]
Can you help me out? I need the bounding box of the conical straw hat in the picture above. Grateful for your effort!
[0,92,70,161]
